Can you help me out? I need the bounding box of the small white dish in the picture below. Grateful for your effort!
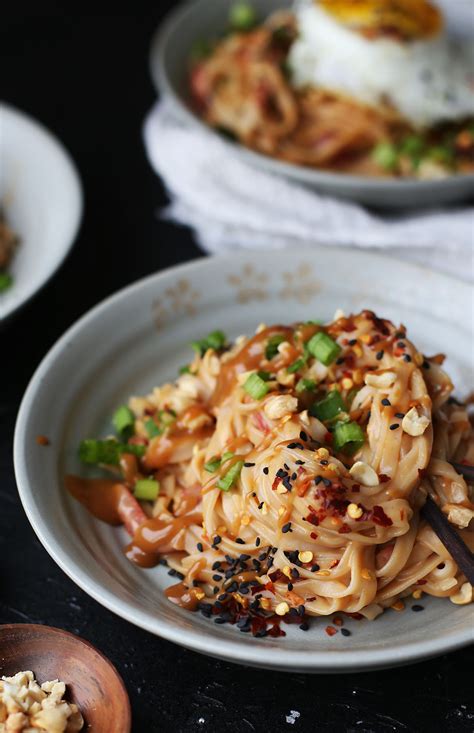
[0,103,83,322]
[14,249,474,672]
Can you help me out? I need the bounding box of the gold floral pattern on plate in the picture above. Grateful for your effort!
[279,262,321,304]
[152,279,201,330]
[228,263,269,303]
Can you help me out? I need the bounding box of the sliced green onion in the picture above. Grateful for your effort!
[400,135,424,157]
[145,419,162,438]
[134,478,160,501]
[244,372,270,399]
[159,409,176,426]
[333,421,365,455]
[190,39,212,61]
[307,332,341,366]
[296,378,316,394]
[204,457,221,473]
[0,272,13,293]
[265,334,285,360]
[373,142,398,171]
[112,405,135,438]
[221,451,234,463]
[217,460,244,491]
[310,390,345,421]
[426,146,453,165]
[229,2,257,31]
[287,357,306,374]
[79,439,146,465]
[179,365,191,375]
[191,329,227,356]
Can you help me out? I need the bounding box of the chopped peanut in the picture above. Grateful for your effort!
[349,461,379,487]
[264,395,298,420]
[365,371,396,389]
[450,583,473,605]
[402,407,430,437]
[275,602,290,616]
[347,503,363,519]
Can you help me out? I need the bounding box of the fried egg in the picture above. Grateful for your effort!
[289,0,474,127]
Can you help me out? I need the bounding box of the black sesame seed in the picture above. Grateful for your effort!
[283,477,293,491]
[272,547,278,554]
[227,581,238,592]
[395,412,405,419]
[412,605,424,612]
[254,629,267,638]
[214,617,227,624]
[299,431,309,442]
[341,628,351,637]
[311,564,320,572]
[212,561,222,570]
[348,339,357,346]
[263,467,269,475]
[403,354,412,362]
[291,472,297,481]
[244,462,255,467]
[258,552,267,561]
[297,604,305,616]
[381,398,391,406]
[167,568,177,577]
[284,463,290,470]
[212,574,222,582]
[282,522,292,533]
[239,553,251,561]
[397,341,405,348]
[299,622,309,631]
[322,478,332,487]
[376,350,384,360]
[197,542,203,552]
[192,580,200,587]
[287,582,294,591]
[315,476,323,485]
[213,535,222,546]
[235,537,245,544]
[291,568,300,579]
[389,424,399,430]
[239,586,249,595]
[288,442,304,450]
[218,593,228,602]
[336,357,345,365]
[213,586,219,594]
[256,537,261,547]
[320,459,329,466]
[422,360,430,370]
[295,460,305,465]
[395,331,405,339]
[276,468,289,479]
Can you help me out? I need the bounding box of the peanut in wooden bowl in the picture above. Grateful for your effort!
[0,624,131,732]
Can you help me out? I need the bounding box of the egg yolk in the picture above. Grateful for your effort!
[318,0,443,40]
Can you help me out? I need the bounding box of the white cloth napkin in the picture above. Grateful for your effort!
[143,101,474,282]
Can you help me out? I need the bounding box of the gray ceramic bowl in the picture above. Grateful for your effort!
[150,0,474,208]
[14,248,474,672]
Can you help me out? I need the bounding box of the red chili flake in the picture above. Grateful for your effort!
[36,435,50,446]
[418,468,427,479]
[346,612,363,620]
[268,623,286,638]
[306,513,319,526]
[324,432,333,444]
[338,523,351,534]
[306,596,316,601]
[351,483,361,493]
[417,579,427,586]
[129,436,147,446]
[378,474,391,484]
[297,479,312,497]
[372,505,393,527]
[333,616,343,627]
[310,532,318,540]
[265,581,275,594]
[272,476,282,491]
[330,559,340,568]
[253,412,270,434]
[325,625,338,637]
[268,569,285,583]
[251,583,265,595]
[251,616,268,636]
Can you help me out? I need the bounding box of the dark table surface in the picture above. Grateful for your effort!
[1,7,472,733]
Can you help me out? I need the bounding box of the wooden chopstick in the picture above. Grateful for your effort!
[421,495,474,585]
[450,461,474,482]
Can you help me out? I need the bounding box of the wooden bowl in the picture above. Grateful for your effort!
[0,624,131,732]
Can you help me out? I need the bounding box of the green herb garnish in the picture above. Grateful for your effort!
[217,460,244,491]
[134,478,160,501]
[78,439,146,465]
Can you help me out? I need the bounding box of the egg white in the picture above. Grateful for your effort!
[289,1,474,128]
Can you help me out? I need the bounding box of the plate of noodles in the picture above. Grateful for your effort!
[150,0,474,207]
[14,248,474,672]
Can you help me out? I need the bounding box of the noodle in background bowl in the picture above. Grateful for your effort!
[14,249,474,672]
[150,0,474,208]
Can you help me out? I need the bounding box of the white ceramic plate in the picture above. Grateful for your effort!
[0,103,83,322]
[150,0,474,208]
[14,249,474,672]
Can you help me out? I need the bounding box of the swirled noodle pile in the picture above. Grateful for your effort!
[68,310,474,634]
